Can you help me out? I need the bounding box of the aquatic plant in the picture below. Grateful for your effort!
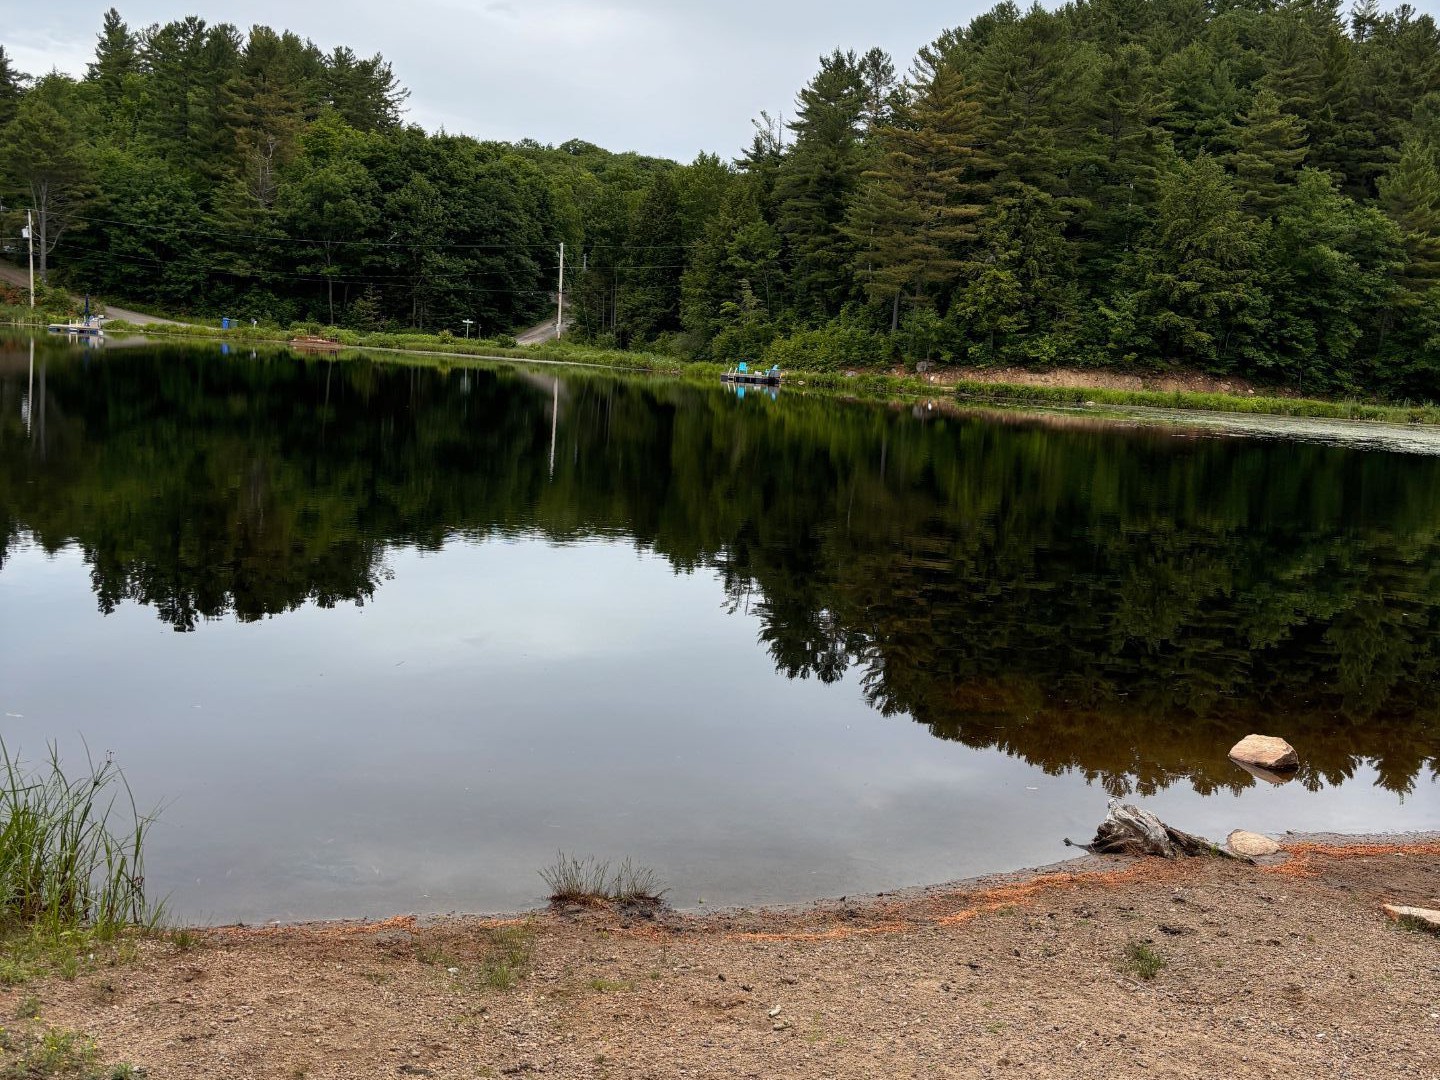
[0,741,157,939]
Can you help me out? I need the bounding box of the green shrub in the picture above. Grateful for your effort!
[763,324,890,372]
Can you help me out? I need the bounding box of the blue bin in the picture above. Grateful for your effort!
[221,317,230,330]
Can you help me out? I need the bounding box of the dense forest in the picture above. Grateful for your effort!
[6,1,1440,394]
[3,342,1437,794]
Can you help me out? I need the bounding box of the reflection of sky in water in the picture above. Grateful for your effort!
[2,538,1435,923]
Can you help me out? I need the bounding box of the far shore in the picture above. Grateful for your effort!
[10,315,1440,429]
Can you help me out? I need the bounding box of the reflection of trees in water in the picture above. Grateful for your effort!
[1,343,1437,793]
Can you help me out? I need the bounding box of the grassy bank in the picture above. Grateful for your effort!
[22,312,1440,425]
[950,378,1440,424]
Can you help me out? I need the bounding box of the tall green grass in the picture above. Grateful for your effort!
[0,742,156,941]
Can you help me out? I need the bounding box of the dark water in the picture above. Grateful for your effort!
[1,336,1436,922]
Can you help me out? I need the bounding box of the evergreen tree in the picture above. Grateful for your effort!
[774,51,868,319]
[615,172,685,345]
[972,4,1083,195]
[953,190,1070,360]
[0,46,28,129]
[1378,138,1440,299]
[1135,153,1268,368]
[322,47,408,131]
[1226,89,1309,215]
[844,63,990,329]
[86,8,138,124]
[681,186,782,353]
[1264,168,1401,391]
[1076,44,1172,262]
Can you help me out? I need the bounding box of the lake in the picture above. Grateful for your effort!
[1,335,1436,923]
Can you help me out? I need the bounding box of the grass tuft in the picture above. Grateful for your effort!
[539,852,668,908]
[415,923,536,992]
[476,925,534,991]
[1121,939,1167,980]
[610,858,669,907]
[539,853,614,905]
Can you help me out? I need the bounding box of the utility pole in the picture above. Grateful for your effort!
[556,242,565,340]
[24,209,34,308]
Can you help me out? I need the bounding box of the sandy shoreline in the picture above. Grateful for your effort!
[3,834,1437,1079]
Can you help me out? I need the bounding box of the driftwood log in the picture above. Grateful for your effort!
[1067,799,1245,859]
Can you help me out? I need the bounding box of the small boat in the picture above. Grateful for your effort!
[288,335,343,352]
[47,321,105,338]
[721,361,781,386]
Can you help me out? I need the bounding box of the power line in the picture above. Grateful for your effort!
[76,245,550,292]
[75,213,698,254]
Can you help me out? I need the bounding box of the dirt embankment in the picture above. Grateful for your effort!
[903,363,1290,397]
[6,841,1438,1079]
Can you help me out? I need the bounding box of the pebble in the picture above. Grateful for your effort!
[767,1006,782,1018]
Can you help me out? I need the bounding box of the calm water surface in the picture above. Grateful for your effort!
[0,337,1436,922]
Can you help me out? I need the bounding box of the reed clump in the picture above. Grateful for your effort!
[539,852,668,908]
[0,742,158,979]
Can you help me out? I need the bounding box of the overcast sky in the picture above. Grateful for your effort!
[3,1,1005,161]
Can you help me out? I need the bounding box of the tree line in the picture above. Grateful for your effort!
[6,1,1440,395]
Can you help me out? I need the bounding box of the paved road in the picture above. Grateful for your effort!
[515,300,572,346]
[0,262,183,325]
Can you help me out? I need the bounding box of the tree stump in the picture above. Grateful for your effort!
[1068,799,1236,859]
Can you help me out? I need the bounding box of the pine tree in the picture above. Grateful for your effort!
[681,186,781,352]
[971,4,1083,196]
[218,27,316,212]
[86,8,137,123]
[857,48,900,133]
[1161,41,1247,157]
[1226,89,1309,215]
[1378,138,1440,297]
[323,47,408,131]
[844,64,990,329]
[774,51,869,319]
[1077,44,1172,261]
[953,189,1070,360]
[0,46,27,130]
[1136,153,1268,368]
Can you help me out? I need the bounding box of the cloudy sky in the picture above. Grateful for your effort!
[6,1,997,161]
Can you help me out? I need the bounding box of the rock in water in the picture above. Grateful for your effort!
[1072,799,1224,858]
[1382,904,1440,932]
[1227,830,1281,858]
[1228,734,1299,773]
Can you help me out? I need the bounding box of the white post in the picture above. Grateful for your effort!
[25,336,33,435]
[549,377,558,478]
[25,209,34,309]
[556,242,565,339]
